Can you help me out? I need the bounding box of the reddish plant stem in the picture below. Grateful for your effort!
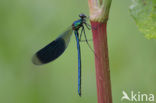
[91,21,112,103]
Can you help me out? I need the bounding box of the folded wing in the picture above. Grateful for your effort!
[32,26,73,65]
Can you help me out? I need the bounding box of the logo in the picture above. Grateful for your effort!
[121,90,155,102]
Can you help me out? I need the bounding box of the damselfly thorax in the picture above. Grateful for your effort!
[72,14,87,30]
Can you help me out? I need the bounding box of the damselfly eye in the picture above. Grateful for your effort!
[79,14,86,18]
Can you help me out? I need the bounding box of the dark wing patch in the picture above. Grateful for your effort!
[32,38,66,65]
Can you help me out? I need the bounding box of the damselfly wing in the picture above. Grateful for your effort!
[32,26,73,65]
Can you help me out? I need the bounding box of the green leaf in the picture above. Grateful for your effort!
[130,0,156,39]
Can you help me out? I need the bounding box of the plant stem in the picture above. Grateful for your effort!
[88,0,112,103]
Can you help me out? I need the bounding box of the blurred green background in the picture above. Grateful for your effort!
[0,0,156,103]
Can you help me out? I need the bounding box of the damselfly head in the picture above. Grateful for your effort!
[79,14,90,21]
[79,14,86,19]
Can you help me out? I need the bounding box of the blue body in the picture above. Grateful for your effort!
[74,30,81,96]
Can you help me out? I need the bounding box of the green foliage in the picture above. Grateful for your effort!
[130,0,156,39]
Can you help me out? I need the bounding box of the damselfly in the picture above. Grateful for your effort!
[32,14,92,96]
